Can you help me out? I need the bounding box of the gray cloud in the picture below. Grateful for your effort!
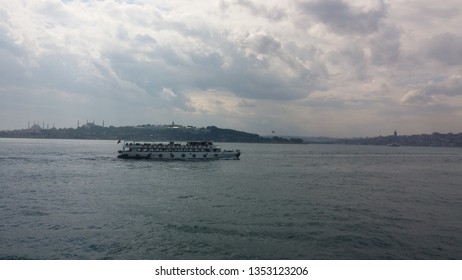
[327,42,369,81]
[101,26,325,102]
[299,0,387,34]
[369,25,402,66]
[1,1,462,137]
[425,33,462,65]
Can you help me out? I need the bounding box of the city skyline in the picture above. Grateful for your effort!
[1,1,462,137]
[0,119,423,141]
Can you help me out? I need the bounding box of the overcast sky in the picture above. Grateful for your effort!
[1,0,462,137]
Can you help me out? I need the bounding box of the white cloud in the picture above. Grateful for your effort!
[401,75,462,106]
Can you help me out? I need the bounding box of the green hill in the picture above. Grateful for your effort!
[0,124,303,143]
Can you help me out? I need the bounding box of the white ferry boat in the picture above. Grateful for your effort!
[117,141,241,160]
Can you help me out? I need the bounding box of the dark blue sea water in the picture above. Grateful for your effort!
[1,138,461,259]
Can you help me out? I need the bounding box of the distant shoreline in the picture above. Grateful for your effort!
[0,125,304,144]
[2,126,462,147]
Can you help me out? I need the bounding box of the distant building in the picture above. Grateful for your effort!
[26,124,42,133]
[168,121,182,128]
[81,120,101,129]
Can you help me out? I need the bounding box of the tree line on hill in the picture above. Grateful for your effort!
[0,124,304,143]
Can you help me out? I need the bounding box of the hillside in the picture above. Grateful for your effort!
[0,124,303,143]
